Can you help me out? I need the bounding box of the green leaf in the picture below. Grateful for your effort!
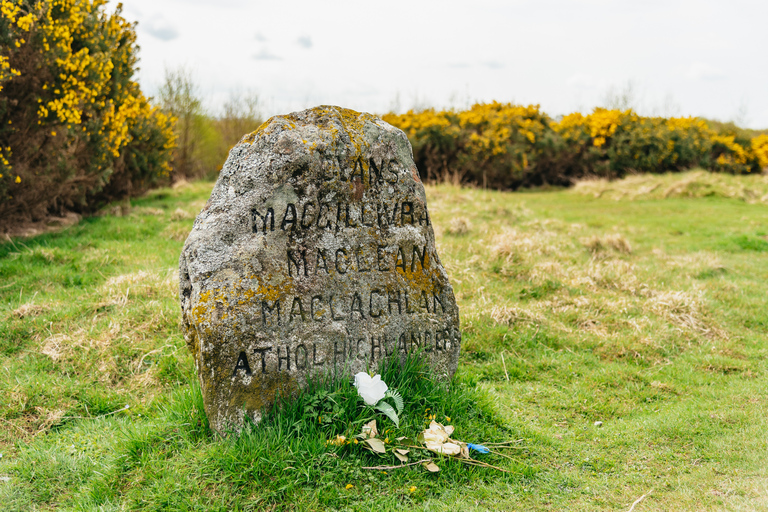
[375,401,400,427]
[394,451,408,463]
[365,438,386,454]
[385,389,404,415]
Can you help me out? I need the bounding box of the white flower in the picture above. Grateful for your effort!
[354,372,388,406]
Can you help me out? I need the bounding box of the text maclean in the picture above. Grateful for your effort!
[286,243,430,277]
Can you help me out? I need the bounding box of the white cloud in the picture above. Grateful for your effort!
[296,35,312,49]
[142,15,178,41]
[110,0,768,125]
[252,48,281,61]
[687,62,725,81]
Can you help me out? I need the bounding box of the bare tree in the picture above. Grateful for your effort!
[158,67,203,178]
[602,80,641,111]
[218,89,263,150]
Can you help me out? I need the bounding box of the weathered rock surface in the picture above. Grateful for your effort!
[179,106,460,434]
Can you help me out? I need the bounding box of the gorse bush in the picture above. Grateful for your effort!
[0,0,175,227]
[554,109,766,175]
[384,103,572,189]
[384,103,768,190]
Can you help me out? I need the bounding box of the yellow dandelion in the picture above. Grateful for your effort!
[345,484,353,490]
[409,486,417,492]
[15,175,20,183]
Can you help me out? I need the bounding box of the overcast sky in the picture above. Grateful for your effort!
[110,0,768,128]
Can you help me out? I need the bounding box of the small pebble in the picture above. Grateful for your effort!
[594,421,603,427]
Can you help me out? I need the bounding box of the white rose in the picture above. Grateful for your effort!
[354,372,388,406]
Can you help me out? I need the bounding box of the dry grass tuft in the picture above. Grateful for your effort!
[172,178,190,190]
[171,208,194,221]
[101,269,178,305]
[41,333,70,361]
[574,170,768,204]
[646,290,722,337]
[12,302,48,318]
[530,261,567,281]
[164,223,191,242]
[491,228,560,260]
[490,305,545,326]
[130,367,160,388]
[446,217,472,235]
[573,259,640,293]
[666,252,726,276]
[132,207,165,216]
[36,407,65,431]
[582,233,632,255]
[105,270,153,288]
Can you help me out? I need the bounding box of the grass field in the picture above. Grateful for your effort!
[1,171,767,510]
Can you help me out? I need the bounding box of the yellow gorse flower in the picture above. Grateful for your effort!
[0,0,176,185]
[751,134,768,169]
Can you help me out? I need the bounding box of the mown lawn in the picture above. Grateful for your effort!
[1,172,767,511]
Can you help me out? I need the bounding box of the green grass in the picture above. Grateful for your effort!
[1,171,768,510]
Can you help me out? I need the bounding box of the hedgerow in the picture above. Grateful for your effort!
[383,103,768,189]
[0,0,175,227]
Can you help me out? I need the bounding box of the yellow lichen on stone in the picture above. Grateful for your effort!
[240,106,380,157]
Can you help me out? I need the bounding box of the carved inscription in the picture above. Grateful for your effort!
[230,177,456,376]
[252,199,430,234]
[286,243,431,277]
[232,325,462,376]
[321,155,399,185]
[256,287,447,327]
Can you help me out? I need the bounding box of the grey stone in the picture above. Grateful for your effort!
[179,106,460,434]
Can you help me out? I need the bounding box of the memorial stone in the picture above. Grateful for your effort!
[179,106,460,434]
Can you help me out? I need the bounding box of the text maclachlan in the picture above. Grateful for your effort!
[257,286,448,328]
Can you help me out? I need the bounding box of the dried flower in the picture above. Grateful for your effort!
[422,420,462,456]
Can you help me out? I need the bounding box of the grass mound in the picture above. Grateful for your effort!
[574,168,768,203]
[3,356,530,510]
[2,177,768,510]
